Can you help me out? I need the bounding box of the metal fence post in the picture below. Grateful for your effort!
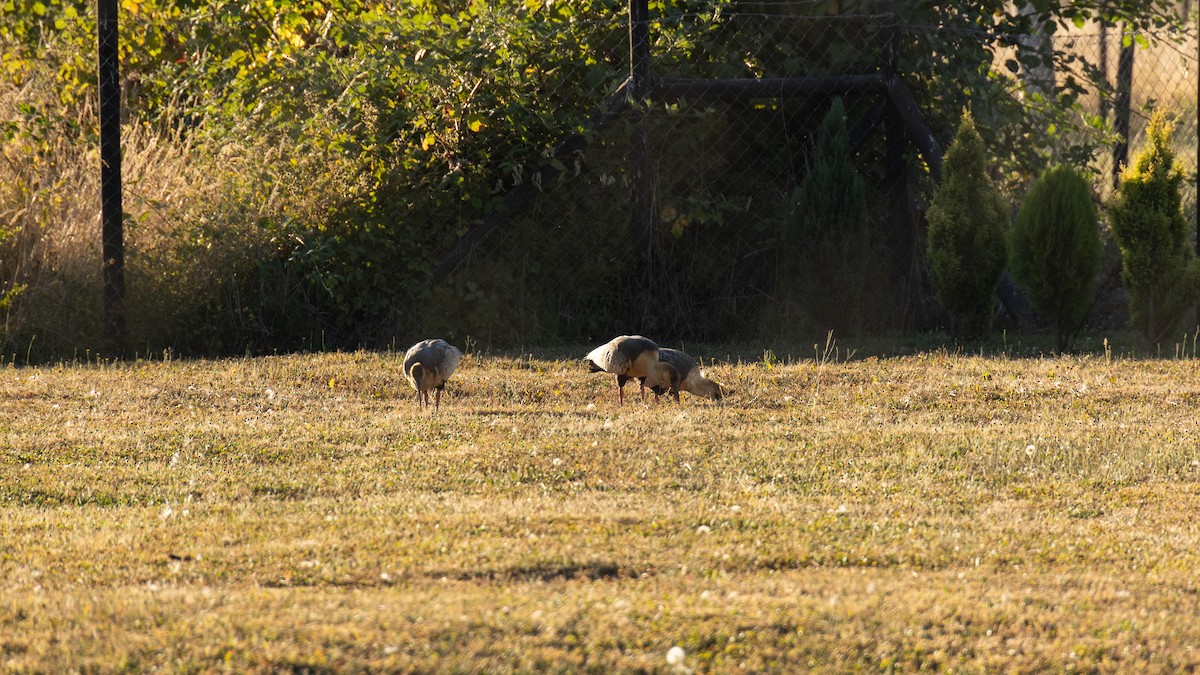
[1112,23,1135,189]
[98,0,125,354]
[628,0,654,326]
[877,1,913,295]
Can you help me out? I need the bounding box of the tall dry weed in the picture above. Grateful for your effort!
[0,66,364,358]
[0,68,103,358]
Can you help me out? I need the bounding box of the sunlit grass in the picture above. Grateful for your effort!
[3,348,1200,671]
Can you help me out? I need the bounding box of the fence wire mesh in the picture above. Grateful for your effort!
[4,1,1198,354]
[444,3,1199,344]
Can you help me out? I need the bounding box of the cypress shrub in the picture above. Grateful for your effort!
[768,97,898,337]
[785,97,875,336]
[925,110,1010,340]
[1109,110,1200,345]
[791,98,868,244]
[1009,164,1100,352]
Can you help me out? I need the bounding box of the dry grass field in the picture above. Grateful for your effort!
[4,345,1200,672]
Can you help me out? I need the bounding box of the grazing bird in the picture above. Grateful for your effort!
[403,339,463,410]
[650,348,725,402]
[586,335,678,404]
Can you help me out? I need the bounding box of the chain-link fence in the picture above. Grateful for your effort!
[6,1,1197,356]
[433,3,1197,344]
[1069,26,1197,199]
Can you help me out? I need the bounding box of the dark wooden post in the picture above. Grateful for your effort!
[1112,24,1134,189]
[98,0,125,353]
[1099,19,1109,122]
[628,0,654,324]
[878,1,914,311]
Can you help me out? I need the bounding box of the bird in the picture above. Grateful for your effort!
[403,339,463,410]
[647,348,725,402]
[586,335,678,404]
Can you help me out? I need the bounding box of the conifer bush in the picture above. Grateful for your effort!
[1108,110,1200,345]
[790,98,868,245]
[1009,164,1100,352]
[771,97,892,337]
[925,110,1010,340]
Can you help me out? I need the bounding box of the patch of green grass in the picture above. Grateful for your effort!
[3,349,1200,671]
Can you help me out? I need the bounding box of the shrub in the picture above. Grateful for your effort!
[773,98,891,337]
[1108,109,1200,345]
[925,110,1010,340]
[1009,164,1100,351]
[789,98,868,244]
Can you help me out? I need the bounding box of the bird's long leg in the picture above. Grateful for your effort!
[435,387,442,411]
[616,376,625,405]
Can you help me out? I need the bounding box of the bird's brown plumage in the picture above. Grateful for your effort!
[654,348,724,401]
[586,335,677,404]
[403,339,463,410]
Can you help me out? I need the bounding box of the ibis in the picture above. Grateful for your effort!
[586,335,678,404]
[403,339,463,410]
[652,348,725,401]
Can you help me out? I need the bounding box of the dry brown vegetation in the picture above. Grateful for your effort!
[3,348,1200,672]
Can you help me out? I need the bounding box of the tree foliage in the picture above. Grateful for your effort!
[926,110,1010,340]
[0,0,1190,354]
[2,0,630,351]
[901,0,1183,188]
[1010,164,1100,351]
[1108,110,1200,345]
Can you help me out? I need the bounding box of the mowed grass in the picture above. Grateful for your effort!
[3,348,1200,672]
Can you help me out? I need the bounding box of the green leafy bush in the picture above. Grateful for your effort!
[925,110,1010,340]
[1009,164,1100,351]
[1108,110,1200,345]
[2,0,630,354]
